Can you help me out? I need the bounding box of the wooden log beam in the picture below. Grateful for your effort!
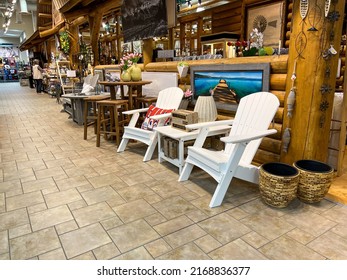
[38,13,52,19]
[281,0,346,163]
[59,0,82,14]
[39,0,52,5]
[89,12,103,65]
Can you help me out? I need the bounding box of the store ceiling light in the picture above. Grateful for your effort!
[2,0,17,33]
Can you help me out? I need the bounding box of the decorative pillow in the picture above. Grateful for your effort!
[141,105,174,131]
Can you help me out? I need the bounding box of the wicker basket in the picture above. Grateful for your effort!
[293,160,334,203]
[259,162,299,208]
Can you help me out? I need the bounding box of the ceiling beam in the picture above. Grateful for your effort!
[59,0,83,14]
[38,13,53,19]
[39,0,52,5]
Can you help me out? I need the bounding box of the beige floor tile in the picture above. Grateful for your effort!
[6,191,44,211]
[64,165,100,179]
[226,207,250,220]
[144,213,167,227]
[260,235,325,260]
[60,223,111,259]
[34,166,66,180]
[117,184,156,202]
[150,181,190,199]
[286,228,316,245]
[55,175,89,191]
[241,212,295,241]
[68,199,88,211]
[108,219,160,253]
[39,248,67,260]
[145,239,172,258]
[185,209,209,223]
[72,202,117,227]
[114,246,154,260]
[71,157,103,168]
[55,220,79,235]
[0,193,5,213]
[241,231,270,249]
[164,224,207,248]
[0,182,21,197]
[87,173,123,188]
[194,234,222,254]
[30,205,73,232]
[282,210,337,237]
[27,151,55,161]
[209,239,268,260]
[81,186,123,205]
[71,251,96,260]
[154,215,193,236]
[113,199,157,223]
[307,231,347,260]
[93,243,121,260]
[44,188,83,208]
[16,159,46,171]
[119,171,155,187]
[321,205,347,224]
[190,196,235,216]
[8,224,32,239]
[22,177,57,193]
[199,213,251,244]
[4,168,34,182]
[157,242,210,260]
[27,203,47,214]
[100,217,123,231]
[10,227,61,260]
[0,230,8,254]
[0,252,10,260]
[152,196,198,220]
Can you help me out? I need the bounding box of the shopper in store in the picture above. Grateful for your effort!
[32,59,44,94]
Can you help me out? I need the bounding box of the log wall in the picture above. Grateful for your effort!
[145,55,288,164]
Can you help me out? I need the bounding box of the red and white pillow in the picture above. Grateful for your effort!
[141,105,174,131]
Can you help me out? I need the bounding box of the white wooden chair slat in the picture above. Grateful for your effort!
[178,92,280,208]
[117,87,184,161]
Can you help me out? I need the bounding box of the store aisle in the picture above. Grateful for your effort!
[1,83,347,260]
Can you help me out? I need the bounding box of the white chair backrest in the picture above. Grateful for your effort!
[156,87,184,109]
[225,92,280,164]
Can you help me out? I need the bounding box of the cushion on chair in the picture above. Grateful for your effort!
[141,105,174,131]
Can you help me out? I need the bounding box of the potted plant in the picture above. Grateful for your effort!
[177,61,189,78]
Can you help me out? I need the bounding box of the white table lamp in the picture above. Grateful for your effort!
[194,95,218,123]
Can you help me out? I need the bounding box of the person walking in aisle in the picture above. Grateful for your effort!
[32,59,43,94]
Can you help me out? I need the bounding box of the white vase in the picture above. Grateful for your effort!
[177,65,189,78]
[193,96,218,123]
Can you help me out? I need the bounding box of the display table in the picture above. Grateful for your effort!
[98,80,152,109]
[155,125,231,174]
[61,94,109,125]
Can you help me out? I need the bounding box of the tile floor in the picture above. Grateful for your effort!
[1,83,347,260]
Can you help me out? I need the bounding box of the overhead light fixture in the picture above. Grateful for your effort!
[2,0,17,34]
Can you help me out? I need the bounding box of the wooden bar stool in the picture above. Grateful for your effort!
[83,95,110,140]
[96,99,129,147]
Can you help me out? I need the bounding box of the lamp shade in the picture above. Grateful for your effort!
[194,95,218,123]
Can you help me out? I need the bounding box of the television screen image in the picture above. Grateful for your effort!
[191,63,270,111]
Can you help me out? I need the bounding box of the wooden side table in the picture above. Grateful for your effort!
[155,125,231,174]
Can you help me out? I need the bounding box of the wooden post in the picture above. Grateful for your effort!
[116,15,122,61]
[67,24,79,68]
[88,13,103,65]
[281,0,346,164]
[143,38,154,67]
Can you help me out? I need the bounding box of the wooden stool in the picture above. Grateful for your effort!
[96,99,129,147]
[83,95,110,140]
[135,96,157,108]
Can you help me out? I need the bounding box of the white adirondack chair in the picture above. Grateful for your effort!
[117,87,184,161]
[178,91,280,208]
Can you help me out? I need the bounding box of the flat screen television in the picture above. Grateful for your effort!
[190,63,270,111]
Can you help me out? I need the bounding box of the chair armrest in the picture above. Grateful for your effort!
[220,129,277,144]
[149,113,172,120]
[186,119,234,130]
[123,108,149,115]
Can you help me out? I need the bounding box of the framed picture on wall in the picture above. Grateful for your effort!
[246,1,286,48]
